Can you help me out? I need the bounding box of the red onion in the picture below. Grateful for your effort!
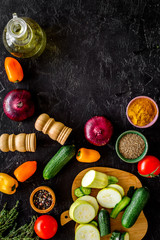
[3,89,35,121]
[84,116,113,146]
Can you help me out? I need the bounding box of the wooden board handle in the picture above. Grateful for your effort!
[60,210,72,226]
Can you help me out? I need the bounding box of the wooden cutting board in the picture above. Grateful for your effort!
[60,167,148,240]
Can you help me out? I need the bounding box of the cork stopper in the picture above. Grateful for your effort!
[0,133,36,152]
[35,113,72,145]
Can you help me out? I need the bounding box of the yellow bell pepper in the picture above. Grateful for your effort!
[0,173,18,194]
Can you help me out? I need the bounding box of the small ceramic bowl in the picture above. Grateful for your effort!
[115,130,148,163]
[30,186,56,213]
[126,96,159,128]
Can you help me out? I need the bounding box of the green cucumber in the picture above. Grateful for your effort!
[98,209,111,237]
[122,187,150,228]
[110,231,121,240]
[127,186,136,198]
[43,145,76,180]
[74,188,84,198]
[80,186,91,195]
[120,232,129,240]
[74,186,91,198]
[110,196,131,219]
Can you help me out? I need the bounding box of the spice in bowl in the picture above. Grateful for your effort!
[119,133,145,159]
[30,186,56,213]
[33,189,52,210]
[127,97,158,127]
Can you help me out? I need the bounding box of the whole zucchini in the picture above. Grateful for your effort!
[43,145,76,180]
[121,187,150,228]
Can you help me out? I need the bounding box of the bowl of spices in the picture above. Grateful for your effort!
[30,186,56,213]
[126,96,159,128]
[115,130,148,163]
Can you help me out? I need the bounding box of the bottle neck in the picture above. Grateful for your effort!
[7,13,32,45]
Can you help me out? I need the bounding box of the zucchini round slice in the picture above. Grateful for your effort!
[97,187,122,208]
[108,184,124,197]
[78,196,99,215]
[69,200,96,223]
[75,224,100,240]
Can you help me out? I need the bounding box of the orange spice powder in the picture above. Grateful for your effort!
[128,98,157,126]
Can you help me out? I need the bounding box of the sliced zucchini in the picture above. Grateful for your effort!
[97,187,122,208]
[81,170,118,189]
[120,232,129,240]
[69,200,96,223]
[78,196,99,215]
[81,170,108,188]
[110,196,131,219]
[108,184,124,197]
[75,224,100,240]
[90,220,98,227]
[80,186,91,195]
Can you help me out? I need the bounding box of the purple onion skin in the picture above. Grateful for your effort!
[3,89,35,121]
[84,116,113,146]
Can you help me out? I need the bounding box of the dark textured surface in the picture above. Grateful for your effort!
[0,0,160,239]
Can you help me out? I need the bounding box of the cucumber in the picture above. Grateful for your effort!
[122,187,150,228]
[110,196,131,219]
[120,232,129,240]
[80,186,91,195]
[43,145,76,180]
[74,188,84,198]
[69,200,96,223]
[75,224,100,240]
[108,184,124,197]
[110,231,121,240]
[74,187,91,198]
[97,187,122,208]
[81,170,118,188]
[78,196,99,215]
[98,209,111,237]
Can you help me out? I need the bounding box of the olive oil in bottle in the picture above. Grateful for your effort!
[3,13,46,58]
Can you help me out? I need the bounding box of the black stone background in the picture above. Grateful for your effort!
[0,0,160,239]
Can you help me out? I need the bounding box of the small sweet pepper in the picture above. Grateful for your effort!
[5,57,24,83]
[76,148,101,163]
[0,173,18,194]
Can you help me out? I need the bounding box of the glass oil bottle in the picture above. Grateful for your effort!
[3,13,46,58]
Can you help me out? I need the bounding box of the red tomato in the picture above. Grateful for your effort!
[34,215,58,239]
[138,155,160,178]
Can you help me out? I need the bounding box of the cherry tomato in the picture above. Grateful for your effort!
[34,215,58,239]
[138,155,160,178]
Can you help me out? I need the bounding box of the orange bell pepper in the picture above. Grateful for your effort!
[76,148,101,163]
[14,161,37,182]
[5,57,24,83]
[0,173,18,194]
